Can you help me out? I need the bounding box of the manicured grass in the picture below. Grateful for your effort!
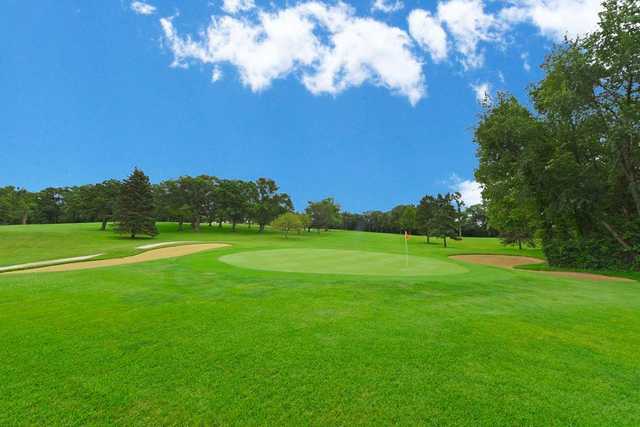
[220,248,469,276]
[1,223,639,425]
[0,222,544,267]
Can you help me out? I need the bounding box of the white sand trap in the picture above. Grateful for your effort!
[136,241,202,250]
[0,254,103,273]
[450,254,635,282]
[4,243,229,275]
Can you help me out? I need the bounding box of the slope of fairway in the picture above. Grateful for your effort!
[220,248,468,276]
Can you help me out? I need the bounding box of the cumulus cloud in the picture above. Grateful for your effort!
[408,9,448,63]
[436,0,502,69]
[471,81,491,103]
[131,1,156,15]
[500,0,602,40]
[371,0,404,13]
[161,2,425,104]
[450,175,483,206]
[222,0,255,14]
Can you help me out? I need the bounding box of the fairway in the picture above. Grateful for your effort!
[220,248,468,276]
[1,223,639,425]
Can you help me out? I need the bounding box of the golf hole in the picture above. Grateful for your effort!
[219,249,468,276]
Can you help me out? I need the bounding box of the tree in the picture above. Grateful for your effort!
[0,187,35,225]
[300,212,312,232]
[416,195,436,243]
[34,187,65,223]
[398,205,417,234]
[431,193,461,248]
[461,204,496,237]
[91,180,121,230]
[203,176,221,227]
[451,192,465,238]
[115,168,157,238]
[176,175,217,231]
[253,178,293,232]
[218,179,257,231]
[155,179,186,230]
[270,212,303,238]
[305,198,341,231]
[474,93,541,250]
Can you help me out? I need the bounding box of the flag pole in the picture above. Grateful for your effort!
[404,230,409,267]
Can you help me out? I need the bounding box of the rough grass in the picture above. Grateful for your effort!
[1,223,639,425]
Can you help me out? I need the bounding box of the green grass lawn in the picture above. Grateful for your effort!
[1,223,639,425]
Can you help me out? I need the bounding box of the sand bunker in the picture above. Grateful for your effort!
[5,243,229,274]
[450,254,634,282]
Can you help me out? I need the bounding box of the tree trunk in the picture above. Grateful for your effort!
[191,216,200,232]
[131,232,135,239]
[22,212,28,225]
[218,220,223,228]
[618,136,640,216]
[602,220,632,251]
[426,234,430,244]
[101,218,108,230]
[259,224,265,232]
[518,239,522,250]
[232,221,236,231]
[443,236,447,248]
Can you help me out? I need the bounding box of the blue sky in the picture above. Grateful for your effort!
[1,0,601,211]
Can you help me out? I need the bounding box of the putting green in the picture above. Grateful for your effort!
[219,249,468,276]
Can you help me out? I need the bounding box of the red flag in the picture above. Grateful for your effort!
[404,231,410,240]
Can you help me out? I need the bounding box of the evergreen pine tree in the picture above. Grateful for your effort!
[115,168,158,238]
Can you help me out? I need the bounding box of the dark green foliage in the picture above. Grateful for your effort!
[474,0,640,270]
[460,204,497,237]
[115,168,157,238]
[306,198,341,231]
[253,178,293,232]
[0,186,34,225]
[416,195,436,242]
[431,193,461,248]
[217,179,258,231]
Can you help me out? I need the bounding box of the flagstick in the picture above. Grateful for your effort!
[404,231,409,267]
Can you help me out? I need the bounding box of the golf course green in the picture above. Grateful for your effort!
[1,223,639,425]
[220,248,469,276]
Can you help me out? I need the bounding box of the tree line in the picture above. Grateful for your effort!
[0,170,359,239]
[339,194,496,246]
[0,169,293,236]
[1,168,494,245]
[474,0,639,270]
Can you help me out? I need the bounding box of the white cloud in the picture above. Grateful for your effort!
[500,0,602,41]
[160,2,425,104]
[222,0,255,14]
[371,0,404,13]
[131,1,156,15]
[521,52,531,71]
[436,0,501,69]
[450,175,483,206]
[470,81,491,103]
[211,66,223,82]
[408,9,448,63]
